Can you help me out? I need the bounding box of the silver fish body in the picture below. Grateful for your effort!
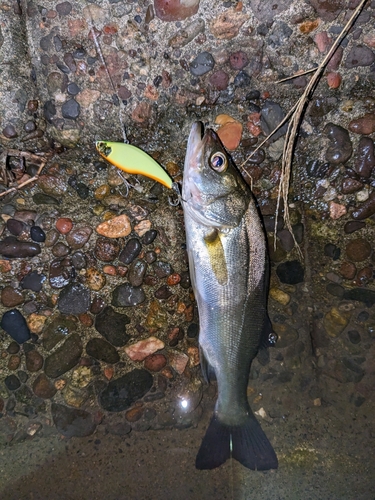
[182,122,278,470]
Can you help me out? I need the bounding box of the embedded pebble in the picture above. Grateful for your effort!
[25,350,44,372]
[112,283,146,307]
[2,124,18,138]
[260,101,288,143]
[62,99,80,119]
[51,403,96,437]
[66,225,92,249]
[276,260,304,284]
[6,219,26,236]
[33,373,57,399]
[1,287,24,307]
[128,260,147,287]
[20,271,45,292]
[209,70,229,90]
[354,138,375,178]
[217,121,243,151]
[348,330,361,344]
[1,309,31,343]
[324,243,341,260]
[86,338,120,364]
[229,50,249,70]
[209,8,249,40]
[323,123,352,165]
[100,369,153,412]
[142,230,158,245]
[169,351,189,374]
[119,238,141,264]
[86,267,106,291]
[349,113,375,135]
[234,70,251,88]
[342,178,363,194]
[96,214,132,238]
[190,52,215,76]
[8,355,21,371]
[144,353,167,372]
[49,259,73,289]
[329,201,347,220]
[42,315,78,351]
[327,72,341,89]
[5,375,21,391]
[30,226,46,242]
[154,0,200,22]
[37,175,67,197]
[56,218,73,234]
[45,229,59,247]
[0,237,41,258]
[52,242,70,258]
[168,18,205,48]
[154,285,173,300]
[57,283,91,314]
[352,192,375,220]
[343,288,375,307]
[277,229,294,252]
[345,45,375,69]
[326,283,344,299]
[269,288,290,306]
[125,337,165,362]
[94,237,120,262]
[134,220,152,237]
[95,306,131,347]
[44,333,83,378]
[345,239,371,262]
[153,260,173,278]
[344,221,365,234]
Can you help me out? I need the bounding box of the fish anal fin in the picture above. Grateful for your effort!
[199,345,216,383]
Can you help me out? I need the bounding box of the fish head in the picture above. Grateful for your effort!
[182,121,248,228]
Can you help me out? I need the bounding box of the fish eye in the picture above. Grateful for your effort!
[210,152,228,172]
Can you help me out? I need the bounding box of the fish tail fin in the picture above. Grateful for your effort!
[196,413,278,470]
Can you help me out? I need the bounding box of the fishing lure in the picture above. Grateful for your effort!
[96,141,173,189]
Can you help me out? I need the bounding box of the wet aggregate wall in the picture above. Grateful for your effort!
[0,0,375,494]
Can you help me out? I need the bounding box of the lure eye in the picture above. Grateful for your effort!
[210,152,228,172]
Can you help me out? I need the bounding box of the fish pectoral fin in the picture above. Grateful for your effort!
[203,228,228,286]
[199,345,216,383]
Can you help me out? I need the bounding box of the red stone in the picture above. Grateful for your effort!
[154,0,200,21]
[144,353,167,372]
[56,217,73,234]
[327,72,341,89]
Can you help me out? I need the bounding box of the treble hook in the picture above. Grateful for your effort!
[168,182,183,206]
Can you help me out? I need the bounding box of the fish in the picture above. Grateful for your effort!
[182,121,278,470]
[96,141,173,189]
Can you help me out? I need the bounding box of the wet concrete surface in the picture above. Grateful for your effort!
[1,388,374,500]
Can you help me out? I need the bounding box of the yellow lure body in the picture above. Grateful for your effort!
[96,141,173,189]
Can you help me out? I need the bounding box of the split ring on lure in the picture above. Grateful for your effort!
[96,141,173,189]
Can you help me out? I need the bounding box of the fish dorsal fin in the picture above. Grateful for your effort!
[203,228,228,286]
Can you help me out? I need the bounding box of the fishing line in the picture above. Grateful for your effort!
[230,433,234,500]
[84,2,128,144]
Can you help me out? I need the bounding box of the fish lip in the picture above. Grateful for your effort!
[188,121,204,148]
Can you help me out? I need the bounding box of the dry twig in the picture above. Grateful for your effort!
[0,149,47,198]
